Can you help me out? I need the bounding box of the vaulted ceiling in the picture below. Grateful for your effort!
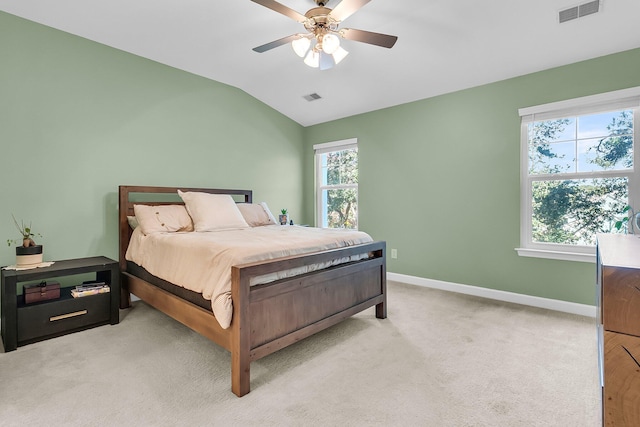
[1,0,639,126]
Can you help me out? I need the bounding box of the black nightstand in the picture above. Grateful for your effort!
[1,256,120,352]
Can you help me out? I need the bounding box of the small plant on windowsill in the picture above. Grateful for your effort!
[7,215,44,266]
[279,209,288,225]
[614,205,635,234]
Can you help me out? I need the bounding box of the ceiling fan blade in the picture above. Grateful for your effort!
[252,34,300,53]
[250,0,307,23]
[329,0,371,22]
[340,28,398,48]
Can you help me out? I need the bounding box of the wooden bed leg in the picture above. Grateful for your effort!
[376,252,387,319]
[231,266,251,397]
[376,299,387,319]
[232,350,250,397]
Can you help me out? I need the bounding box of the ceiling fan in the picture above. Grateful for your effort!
[250,0,398,70]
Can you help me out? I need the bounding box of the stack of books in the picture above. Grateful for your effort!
[71,281,110,298]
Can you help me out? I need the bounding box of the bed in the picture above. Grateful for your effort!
[118,185,387,396]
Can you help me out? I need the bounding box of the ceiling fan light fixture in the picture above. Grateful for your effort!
[304,49,320,68]
[292,36,311,57]
[321,33,340,54]
[332,46,349,64]
[302,44,348,70]
[319,51,335,70]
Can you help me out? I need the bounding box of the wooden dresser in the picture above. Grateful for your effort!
[596,234,640,426]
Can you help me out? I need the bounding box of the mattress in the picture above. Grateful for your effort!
[125,225,373,328]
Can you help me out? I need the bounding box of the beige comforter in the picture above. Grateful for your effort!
[125,225,373,329]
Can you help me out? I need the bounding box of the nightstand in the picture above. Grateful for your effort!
[1,256,120,352]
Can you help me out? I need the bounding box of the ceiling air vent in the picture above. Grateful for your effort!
[578,0,600,17]
[559,0,600,23]
[303,93,322,102]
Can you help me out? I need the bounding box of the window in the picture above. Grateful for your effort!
[314,139,358,229]
[518,87,640,262]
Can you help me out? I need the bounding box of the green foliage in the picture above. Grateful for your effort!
[532,179,627,245]
[7,214,41,247]
[530,111,633,245]
[324,149,358,229]
[529,118,571,174]
[593,111,633,169]
[326,189,358,229]
[614,205,633,232]
[280,208,287,215]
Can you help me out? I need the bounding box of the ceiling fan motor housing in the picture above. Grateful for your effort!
[305,7,333,24]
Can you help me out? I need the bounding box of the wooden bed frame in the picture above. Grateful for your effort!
[118,185,387,396]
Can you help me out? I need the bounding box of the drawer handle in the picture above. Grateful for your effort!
[50,310,88,322]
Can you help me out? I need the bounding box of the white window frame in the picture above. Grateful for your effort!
[314,138,358,229]
[517,87,640,263]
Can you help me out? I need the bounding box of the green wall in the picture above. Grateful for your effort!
[0,12,304,267]
[3,10,639,307]
[304,47,640,306]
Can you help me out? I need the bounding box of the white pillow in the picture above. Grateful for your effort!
[133,204,194,235]
[260,202,278,225]
[178,190,249,232]
[237,203,276,227]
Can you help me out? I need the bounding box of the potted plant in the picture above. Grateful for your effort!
[614,205,635,234]
[7,215,43,266]
[279,209,288,225]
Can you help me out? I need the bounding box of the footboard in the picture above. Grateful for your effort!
[230,241,386,396]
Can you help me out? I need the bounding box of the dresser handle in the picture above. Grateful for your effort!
[50,310,88,322]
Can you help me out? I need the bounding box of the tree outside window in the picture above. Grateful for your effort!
[316,142,358,229]
[527,109,634,247]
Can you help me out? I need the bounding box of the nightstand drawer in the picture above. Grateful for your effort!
[17,293,110,343]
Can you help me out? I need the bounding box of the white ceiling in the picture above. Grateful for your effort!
[1,0,639,126]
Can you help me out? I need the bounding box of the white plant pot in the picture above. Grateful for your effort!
[16,245,43,266]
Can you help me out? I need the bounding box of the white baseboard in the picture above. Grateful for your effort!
[387,272,597,318]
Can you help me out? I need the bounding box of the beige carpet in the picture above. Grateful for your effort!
[0,281,600,426]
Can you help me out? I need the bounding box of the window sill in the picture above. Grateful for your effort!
[515,247,595,263]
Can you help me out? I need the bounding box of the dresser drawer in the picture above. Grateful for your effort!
[603,331,640,426]
[17,293,111,344]
[602,265,640,336]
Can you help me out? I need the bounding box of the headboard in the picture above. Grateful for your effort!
[118,185,253,271]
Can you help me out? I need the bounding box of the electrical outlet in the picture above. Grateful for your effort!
[391,248,398,259]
